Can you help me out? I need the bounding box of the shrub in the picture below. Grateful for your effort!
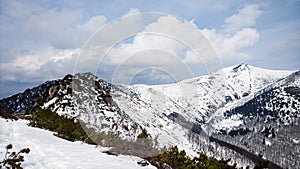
[137,129,148,139]
[29,108,94,143]
[28,108,127,146]
[0,144,30,169]
[146,146,245,169]
[254,160,269,169]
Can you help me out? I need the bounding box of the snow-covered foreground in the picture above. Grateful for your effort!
[0,118,156,169]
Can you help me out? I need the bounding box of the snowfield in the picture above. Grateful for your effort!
[0,118,156,169]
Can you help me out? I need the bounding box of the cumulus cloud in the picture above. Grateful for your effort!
[105,15,217,68]
[106,32,185,66]
[0,1,106,83]
[1,55,42,72]
[0,3,263,86]
[105,12,261,73]
[185,4,263,64]
[0,48,80,82]
[222,4,264,33]
[201,28,259,59]
[100,15,206,83]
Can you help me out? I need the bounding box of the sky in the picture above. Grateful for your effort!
[0,0,299,98]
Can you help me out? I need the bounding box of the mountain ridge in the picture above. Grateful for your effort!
[0,64,298,168]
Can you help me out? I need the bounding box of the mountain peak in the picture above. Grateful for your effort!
[62,72,98,81]
[74,72,97,77]
[232,63,250,72]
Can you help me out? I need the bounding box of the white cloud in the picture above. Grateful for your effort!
[103,13,261,81]
[223,4,264,33]
[50,48,81,63]
[200,28,259,60]
[1,55,42,71]
[101,15,199,83]
[0,47,80,82]
[105,15,209,67]
[0,1,107,82]
[106,33,184,66]
[0,5,262,84]
[105,13,260,67]
[184,4,263,64]
[74,8,148,73]
[124,8,141,16]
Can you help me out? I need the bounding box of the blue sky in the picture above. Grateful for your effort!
[0,0,299,98]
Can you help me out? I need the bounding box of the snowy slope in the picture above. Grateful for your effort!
[0,118,156,169]
[114,64,294,140]
[207,70,300,133]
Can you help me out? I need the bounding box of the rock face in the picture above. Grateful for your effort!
[0,80,55,114]
[0,64,299,168]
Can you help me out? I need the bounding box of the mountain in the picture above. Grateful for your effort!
[0,72,143,141]
[0,63,298,168]
[207,71,300,168]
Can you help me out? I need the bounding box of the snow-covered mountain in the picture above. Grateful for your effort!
[0,63,298,168]
[208,71,300,168]
[1,73,144,142]
[121,63,293,131]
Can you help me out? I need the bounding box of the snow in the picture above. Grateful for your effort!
[265,139,272,146]
[212,114,243,131]
[42,97,58,108]
[0,118,156,169]
[292,139,299,144]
